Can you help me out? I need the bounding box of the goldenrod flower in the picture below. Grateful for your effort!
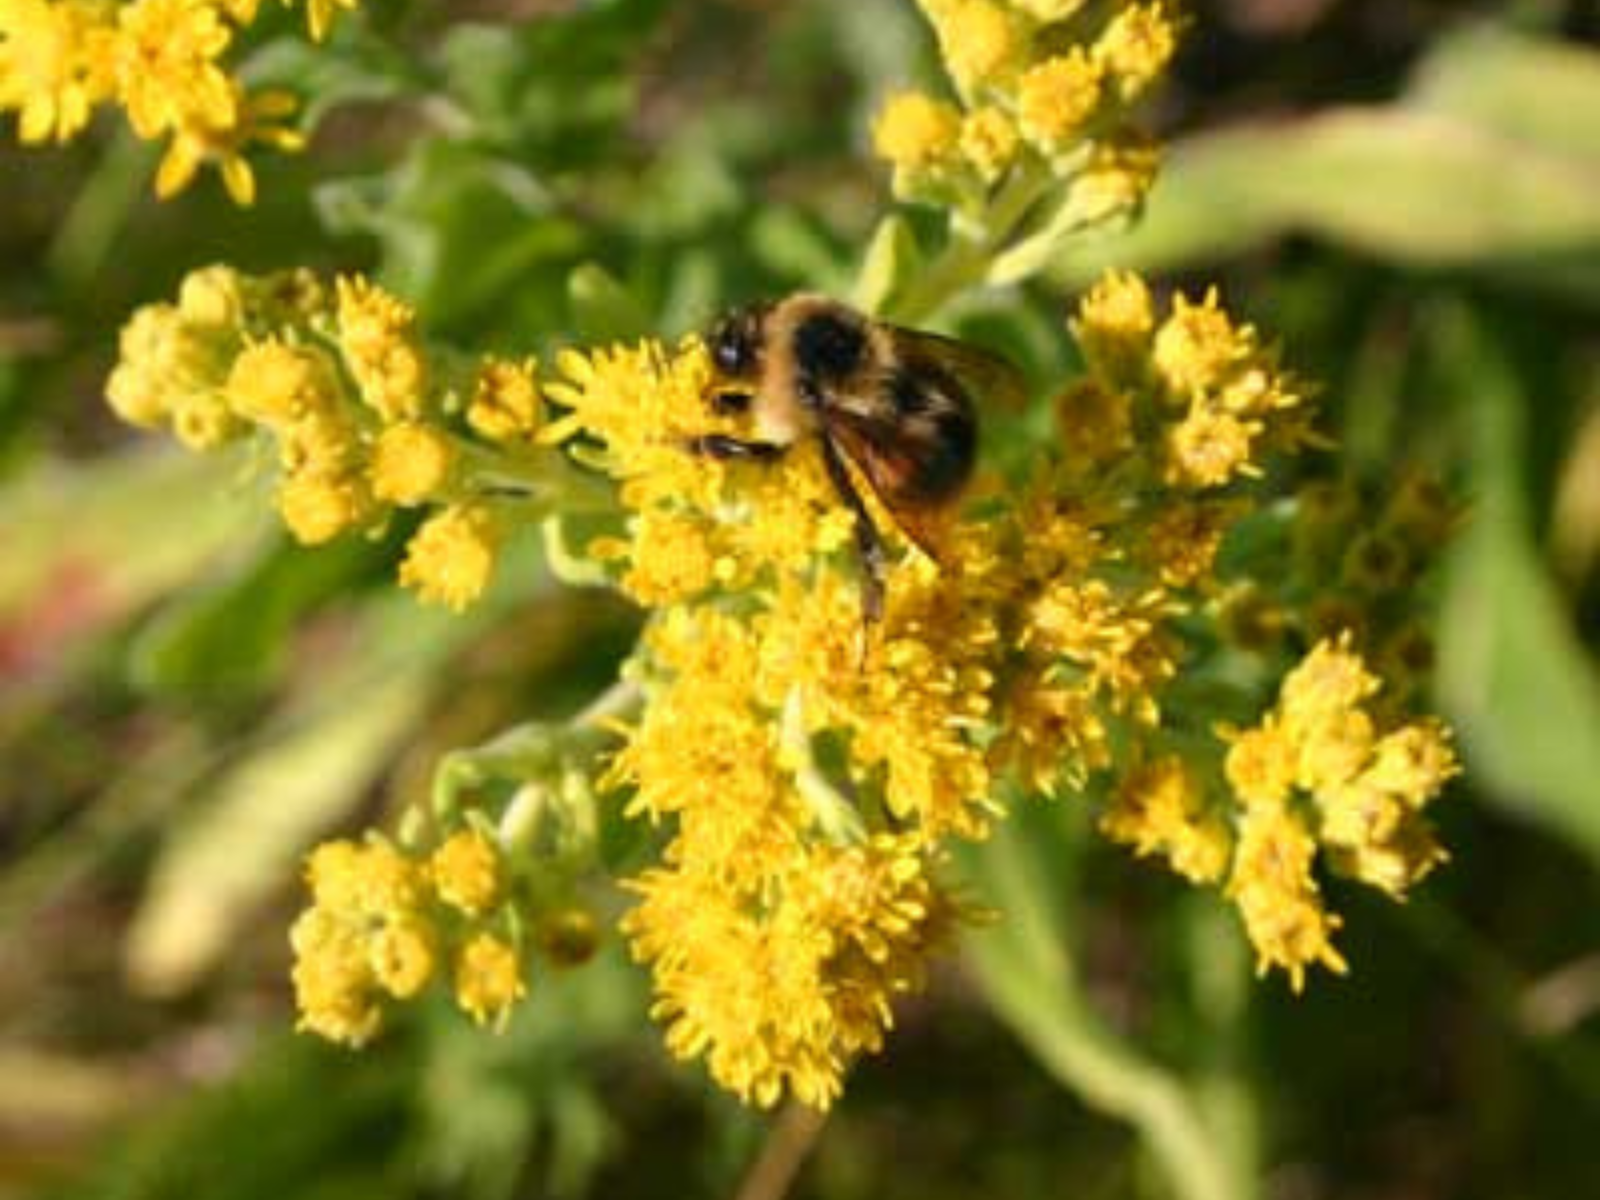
[371,422,458,506]
[468,357,543,444]
[872,89,963,175]
[336,276,427,422]
[277,469,373,544]
[1153,289,1255,398]
[959,105,1020,183]
[430,829,503,917]
[1095,2,1181,102]
[1101,757,1231,885]
[454,933,526,1027]
[399,503,503,611]
[926,0,1025,94]
[0,0,114,144]
[1072,269,1155,384]
[154,85,304,205]
[1227,800,1347,991]
[114,0,235,140]
[1016,51,1103,151]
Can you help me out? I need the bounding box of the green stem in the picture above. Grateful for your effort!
[962,816,1246,1200]
[882,165,1055,325]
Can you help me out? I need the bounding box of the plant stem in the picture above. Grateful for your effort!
[962,816,1247,1200]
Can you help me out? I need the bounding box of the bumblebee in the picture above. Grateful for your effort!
[693,294,1022,621]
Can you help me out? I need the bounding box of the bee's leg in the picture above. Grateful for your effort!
[687,434,786,461]
[820,433,887,626]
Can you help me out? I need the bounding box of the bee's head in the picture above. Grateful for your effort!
[707,305,769,379]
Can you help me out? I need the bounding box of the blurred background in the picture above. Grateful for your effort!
[2,1,1598,1197]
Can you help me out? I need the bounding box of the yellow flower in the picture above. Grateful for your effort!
[871,89,963,174]
[154,85,304,206]
[1224,721,1297,808]
[225,338,341,429]
[1064,135,1161,224]
[1095,2,1181,102]
[1052,379,1132,466]
[1016,50,1103,151]
[277,468,373,544]
[114,0,235,139]
[1101,757,1230,883]
[430,828,503,916]
[336,275,427,422]
[959,105,1020,184]
[454,933,527,1027]
[1072,269,1154,383]
[368,918,437,999]
[289,908,384,1047]
[371,421,457,506]
[291,838,438,1045]
[399,503,503,611]
[296,0,361,43]
[467,357,543,443]
[1227,800,1347,991]
[927,0,1024,94]
[0,0,114,144]
[1152,289,1254,399]
[1165,401,1259,488]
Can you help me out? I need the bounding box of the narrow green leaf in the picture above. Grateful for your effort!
[1432,304,1600,862]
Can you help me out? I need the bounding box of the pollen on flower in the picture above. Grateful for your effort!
[399,503,503,611]
[453,933,527,1027]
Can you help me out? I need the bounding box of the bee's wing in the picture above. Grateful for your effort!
[887,327,1027,411]
[821,373,976,563]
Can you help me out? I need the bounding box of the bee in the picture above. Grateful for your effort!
[692,294,1022,622]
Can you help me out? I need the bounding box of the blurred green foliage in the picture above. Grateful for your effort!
[3,1,1599,1198]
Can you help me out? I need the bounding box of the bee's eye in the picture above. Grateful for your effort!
[710,318,759,376]
[711,389,753,416]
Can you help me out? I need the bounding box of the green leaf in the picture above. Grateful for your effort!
[1432,303,1600,863]
[314,140,588,334]
[124,598,482,995]
[850,213,922,315]
[243,32,415,128]
[1408,24,1600,162]
[0,449,255,626]
[567,263,650,343]
[127,534,384,703]
[1048,27,1600,303]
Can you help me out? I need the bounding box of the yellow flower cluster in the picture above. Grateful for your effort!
[105,266,566,611]
[1074,271,1314,489]
[533,267,1365,1103]
[0,0,360,204]
[109,261,1458,1098]
[1223,638,1457,986]
[290,829,525,1044]
[873,0,1177,219]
